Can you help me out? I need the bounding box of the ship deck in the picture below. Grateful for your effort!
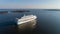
[17,15,37,25]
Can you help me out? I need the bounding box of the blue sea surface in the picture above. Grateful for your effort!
[0,9,60,34]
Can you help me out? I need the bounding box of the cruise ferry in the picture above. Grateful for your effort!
[17,15,37,31]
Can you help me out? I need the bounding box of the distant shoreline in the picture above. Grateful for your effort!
[0,10,30,14]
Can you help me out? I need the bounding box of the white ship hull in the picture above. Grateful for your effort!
[17,15,37,31]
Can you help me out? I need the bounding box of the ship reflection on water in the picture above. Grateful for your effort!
[5,25,37,34]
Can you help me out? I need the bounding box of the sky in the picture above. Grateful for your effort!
[0,0,60,9]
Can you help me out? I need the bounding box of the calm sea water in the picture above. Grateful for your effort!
[0,9,60,34]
